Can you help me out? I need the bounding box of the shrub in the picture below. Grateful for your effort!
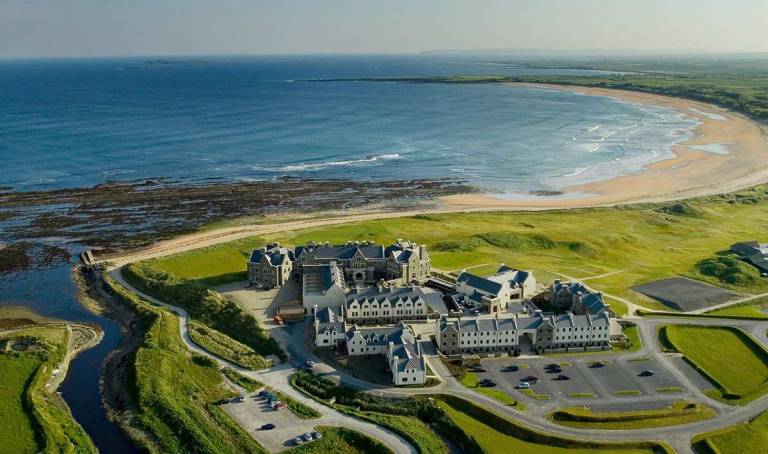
[696,256,761,286]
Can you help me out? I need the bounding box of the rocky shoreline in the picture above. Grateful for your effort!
[0,177,470,270]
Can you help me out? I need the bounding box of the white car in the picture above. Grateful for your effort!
[515,382,531,389]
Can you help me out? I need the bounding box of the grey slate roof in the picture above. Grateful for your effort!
[456,272,503,294]
[295,244,386,260]
[249,247,293,266]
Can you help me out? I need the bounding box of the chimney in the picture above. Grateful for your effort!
[419,245,427,258]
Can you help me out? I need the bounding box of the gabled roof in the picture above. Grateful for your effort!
[296,244,386,260]
[249,247,293,266]
[456,272,503,294]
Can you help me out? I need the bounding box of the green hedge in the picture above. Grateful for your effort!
[122,262,284,362]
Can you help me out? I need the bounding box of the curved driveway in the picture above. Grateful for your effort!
[108,269,417,454]
[108,265,768,454]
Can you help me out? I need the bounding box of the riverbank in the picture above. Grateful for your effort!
[441,84,768,209]
[0,309,102,453]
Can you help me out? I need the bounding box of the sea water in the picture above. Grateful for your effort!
[0,55,699,195]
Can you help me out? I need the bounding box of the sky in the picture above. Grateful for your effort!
[1,0,767,58]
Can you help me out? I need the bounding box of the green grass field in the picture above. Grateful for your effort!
[149,237,265,286]
[0,325,97,454]
[662,325,768,404]
[221,368,263,392]
[0,353,43,453]
[435,395,668,453]
[706,295,768,319]
[189,322,269,370]
[292,426,392,454]
[150,185,768,314]
[348,412,449,454]
[694,408,768,454]
[549,401,715,430]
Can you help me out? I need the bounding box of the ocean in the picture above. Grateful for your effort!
[0,55,698,194]
[0,54,698,452]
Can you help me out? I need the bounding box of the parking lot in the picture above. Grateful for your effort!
[478,355,690,404]
[632,277,741,312]
[223,391,324,452]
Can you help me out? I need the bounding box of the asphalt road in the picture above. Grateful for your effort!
[110,266,768,454]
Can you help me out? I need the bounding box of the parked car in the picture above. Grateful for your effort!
[302,432,314,441]
[260,423,275,430]
[589,361,605,368]
[544,363,560,369]
[502,365,519,372]
[639,370,655,377]
[233,396,246,403]
[244,282,252,288]
[479,378,497,387]
[292,437,304,446]
[312,431,322,440]
[545,367,562,373]
[472,365,487,372]
[556,374,570,381]
[522,375,539,382]
[274,402,287,410]
[515,382,531,389]
[216,399,229,405]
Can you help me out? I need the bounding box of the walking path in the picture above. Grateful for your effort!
[108,268,416,454]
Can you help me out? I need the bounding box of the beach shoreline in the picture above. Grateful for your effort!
[440,83,768,210]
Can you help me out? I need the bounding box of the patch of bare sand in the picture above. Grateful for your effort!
[442,84,768,209]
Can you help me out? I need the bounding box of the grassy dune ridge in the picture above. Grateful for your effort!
[103,275,267,454]
[122,262,283,364]
[549,400,715,429]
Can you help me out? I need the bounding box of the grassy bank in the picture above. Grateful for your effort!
[459,369,526,409]
[122,262,283,364]
[293,426,392,454]
[434,394,670,453]
[158,184,768,314]
[0,325,97,453]
[661,325,768,404]
[291,370,456,454]
[221,368,262,392]
[188,321,267,370]
[549,401,715,430]
[103,275,266,453]
[693,409,768,454]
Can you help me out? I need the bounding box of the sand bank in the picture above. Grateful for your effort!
[441,84,768,210]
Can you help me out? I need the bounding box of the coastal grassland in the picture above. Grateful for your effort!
[434,395,671,454]
[291,370,455,454]
[122,262,283,364]
[614,324,641,352]
[0,325,97,454]
[188,321,267,369]
[137,185,768,314]
[148,237,265,286]
[292,426,392,454]
[693,408,768,454]
[549,401,715,430]
[706,295,768,318]
[103,275,266,454]
[660,325,768,404]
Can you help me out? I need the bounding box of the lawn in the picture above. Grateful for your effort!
[706,295,768,319]
[662,325,768,404]
[157,185,768,314]
[149,237,266,286]
[550,401,715,430]
[0,353,44,453]
[292,426,392,454]
[0,325,97,454]
[694,408,768,454]
[435,395,669,453]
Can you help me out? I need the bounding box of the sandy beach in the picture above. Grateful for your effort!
[441,84,768,210]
